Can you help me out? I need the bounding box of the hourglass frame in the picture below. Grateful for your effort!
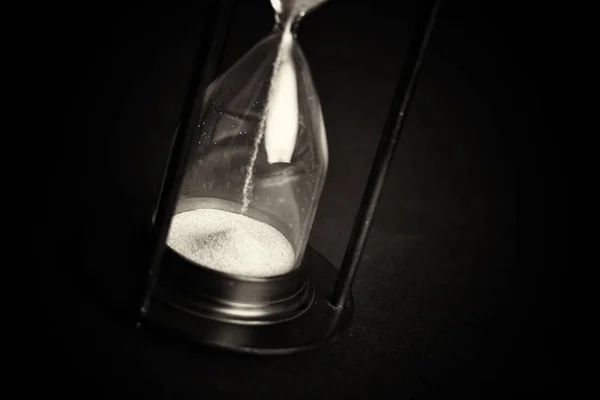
[138,0,442,355]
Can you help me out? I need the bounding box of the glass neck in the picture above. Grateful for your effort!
[273,13,303,35]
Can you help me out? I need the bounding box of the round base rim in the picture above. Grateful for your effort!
[143,245,353,355]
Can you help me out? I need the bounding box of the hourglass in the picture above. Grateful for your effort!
[139,0,441,354]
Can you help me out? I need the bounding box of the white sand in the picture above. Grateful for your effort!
[263,27,298,164]
[241,23,298,214]
[167,208,295,277]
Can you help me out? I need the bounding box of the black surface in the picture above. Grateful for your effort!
[31,0,556,398]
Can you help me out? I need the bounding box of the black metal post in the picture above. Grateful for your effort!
[139,0,235,319]
[331,0,442,308]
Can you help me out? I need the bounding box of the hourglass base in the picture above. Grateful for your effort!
[144,245,354,355]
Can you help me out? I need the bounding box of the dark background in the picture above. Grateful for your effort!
[29,0,556,398]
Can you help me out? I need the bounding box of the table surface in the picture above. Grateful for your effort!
[34,1,555,398]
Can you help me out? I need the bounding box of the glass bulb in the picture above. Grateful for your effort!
[166,0,329,278]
